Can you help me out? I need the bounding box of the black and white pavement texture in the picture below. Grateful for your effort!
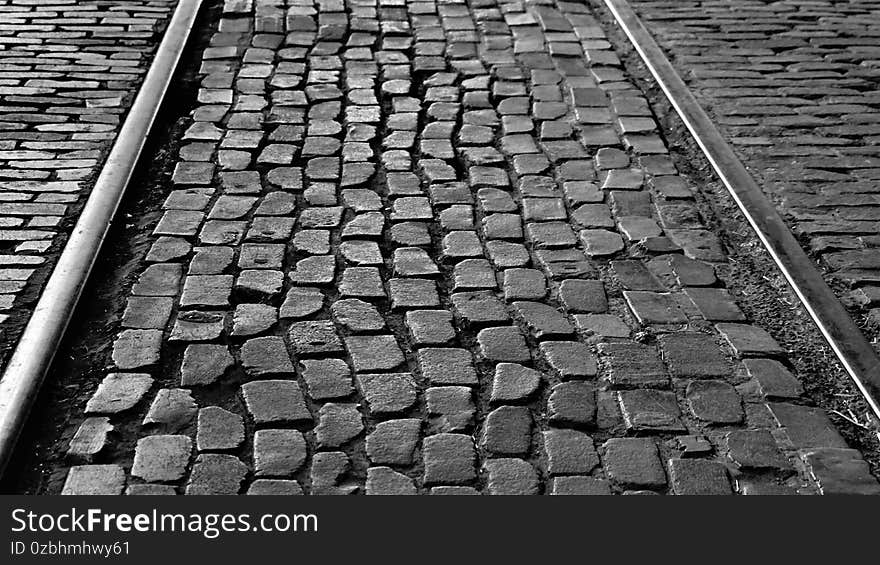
[4,0,880,495]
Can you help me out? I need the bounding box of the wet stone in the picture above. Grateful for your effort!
[131,435,192,483]
[254,429,307,477]
[491,363,542,404]
[548,382,597,428]
[366,419,421,466]
[241,380,312,425]
[602,438,667,490]
[196,407,244,452]
[668,459,732,496]
[618,389,686,434]
[181,344,233,386]
[301,359,353,400]
[544,430,600,475]
[484,459,539,495]
[686,380,743,424]
[423,433,477,485]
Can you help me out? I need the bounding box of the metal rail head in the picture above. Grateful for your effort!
[0,0,204,477]
[603,0,880,419]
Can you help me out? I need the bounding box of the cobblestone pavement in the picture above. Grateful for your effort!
[625,0,880,328]
[0,0,177,365]
[54,0,880,495]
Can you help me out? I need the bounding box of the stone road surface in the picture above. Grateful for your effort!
[0,0,178,367]
[627,0,880,328]
[55,0,880,495]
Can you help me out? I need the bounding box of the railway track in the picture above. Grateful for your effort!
[0,0,877,494]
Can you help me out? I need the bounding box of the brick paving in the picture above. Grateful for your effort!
[57,0,880,495]
[0,0,178,362]
[625,0,880,324]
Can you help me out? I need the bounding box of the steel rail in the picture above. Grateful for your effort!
[0,0,204,475]
[603,0,880,419]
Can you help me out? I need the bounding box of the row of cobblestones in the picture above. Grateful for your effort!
[626,0,880,325]
[0,0,178,363]
[58,0,880,495]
